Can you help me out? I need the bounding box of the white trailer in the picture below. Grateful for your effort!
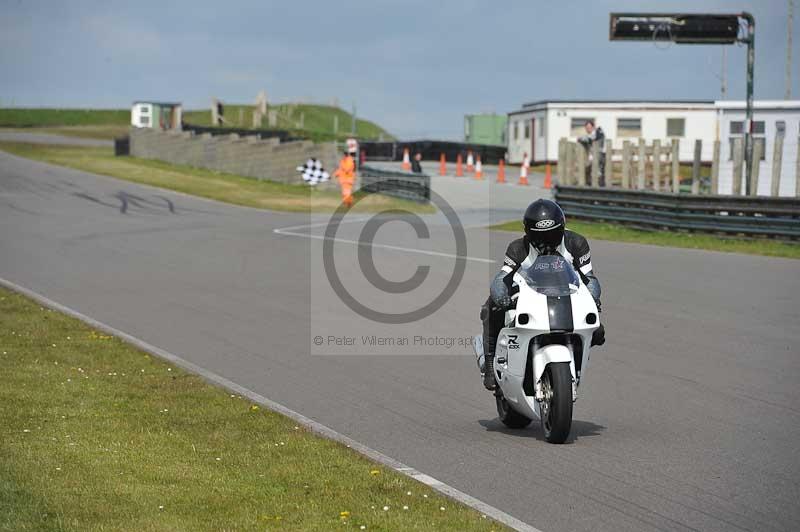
[716,101,800,196]
[507,100,717,165]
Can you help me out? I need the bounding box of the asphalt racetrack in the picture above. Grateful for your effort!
[1,148,799,532]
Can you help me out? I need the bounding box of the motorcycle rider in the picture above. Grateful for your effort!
[481,199,605,391]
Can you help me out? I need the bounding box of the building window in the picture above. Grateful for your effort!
[730,120,764,135]
[524,122,530,139]
[139,116,150,126]
[666,118,685,137]
[538,116,545,137]
[776,120,786,134]
[570,117,593,137]
[617,118,641,138]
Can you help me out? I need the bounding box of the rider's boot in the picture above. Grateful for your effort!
[483,354,497,390]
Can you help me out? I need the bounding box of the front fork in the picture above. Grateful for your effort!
[533,367,579,403]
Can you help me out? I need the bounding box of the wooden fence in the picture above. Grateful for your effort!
[558,136,800,197]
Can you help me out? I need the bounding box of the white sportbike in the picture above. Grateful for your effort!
[474,254,600,443]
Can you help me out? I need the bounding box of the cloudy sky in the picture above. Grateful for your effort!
[1,0,797,138]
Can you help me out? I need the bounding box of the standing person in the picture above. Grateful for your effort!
[334,151,356,207]
[578,120,606,186]
[411,152,423,174]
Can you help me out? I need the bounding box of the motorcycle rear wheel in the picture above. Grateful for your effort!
[495,392,532,429]
[540,362,573,443]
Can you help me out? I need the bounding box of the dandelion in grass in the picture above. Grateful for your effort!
[369,469,380,476]
[440,506,445,511]
[403,505,409,511]
[250,405,259,412]
[339,511,350,519]
[382,506,389,511]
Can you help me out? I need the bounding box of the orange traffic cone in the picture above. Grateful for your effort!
[466,151,474,173]
[544,163,552,189]
[456,154,463,177]
[402,148,411,171]
[497,159,506,183]
[518,164,529,186]
[439,153,446,176]
[474,156,483,179]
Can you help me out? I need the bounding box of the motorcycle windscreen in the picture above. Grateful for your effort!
[517,255,580,297]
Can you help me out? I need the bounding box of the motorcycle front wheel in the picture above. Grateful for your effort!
[495,392,532,429]
[540,362,573,443]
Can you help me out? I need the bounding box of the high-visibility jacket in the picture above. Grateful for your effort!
[334,156,355,184]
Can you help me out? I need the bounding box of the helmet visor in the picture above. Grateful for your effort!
[528,225,563,252]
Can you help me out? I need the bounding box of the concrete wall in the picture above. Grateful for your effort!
[129,127,338,185]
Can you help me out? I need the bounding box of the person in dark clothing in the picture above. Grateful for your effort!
[411,152,423,173]
[480,199,605,391]
[578,120,606,186]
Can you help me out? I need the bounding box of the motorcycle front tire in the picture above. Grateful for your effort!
[540,362,573,444]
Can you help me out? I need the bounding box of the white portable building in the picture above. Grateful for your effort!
[506,100,717,165]
[506,99,800,196]
[130,101,183,130]
[716,101,800,196]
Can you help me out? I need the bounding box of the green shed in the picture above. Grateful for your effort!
[464,113,507,146]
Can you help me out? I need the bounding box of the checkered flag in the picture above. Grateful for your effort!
[296,158,330,186]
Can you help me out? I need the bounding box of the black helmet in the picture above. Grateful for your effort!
[523,199,565,254]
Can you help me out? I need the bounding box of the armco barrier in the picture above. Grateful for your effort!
[555,185,800,239]
[359,165,430,203]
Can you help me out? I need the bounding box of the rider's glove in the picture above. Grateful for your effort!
[490,270,511,310]
[494,294,512,310]
[591,323,606,347]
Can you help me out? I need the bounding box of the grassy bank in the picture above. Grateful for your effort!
[0,105,393,142]
[183,104,393,142]
[0,286,503,531]
[0,142,433,214]
[0,126,130,140]
[491,219,800,259]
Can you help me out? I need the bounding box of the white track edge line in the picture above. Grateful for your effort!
[0,276,541,532]
[273,226,496,264]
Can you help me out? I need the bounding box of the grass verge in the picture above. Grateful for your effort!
[490,219,800,259]
[0,286,504,531]
[0,142,434,214]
